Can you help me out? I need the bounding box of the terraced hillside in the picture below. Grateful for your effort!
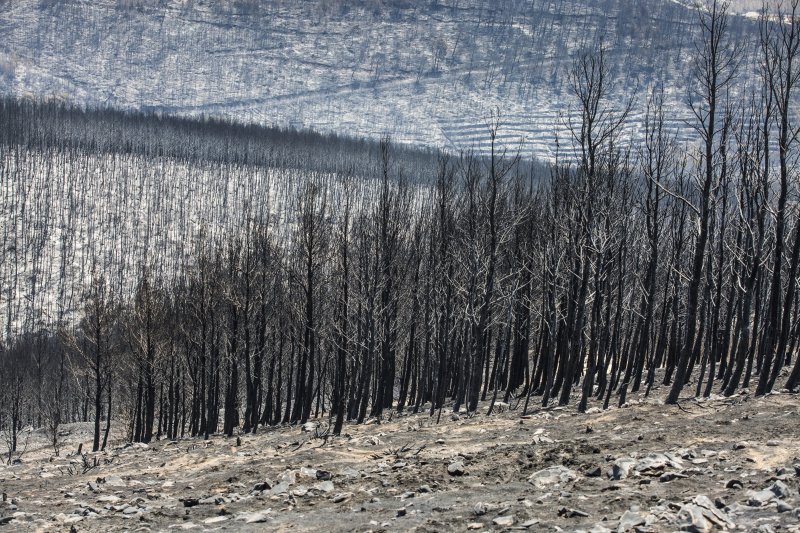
[0,0,761,159]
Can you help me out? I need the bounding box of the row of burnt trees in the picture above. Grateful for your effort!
[1,0,799,455]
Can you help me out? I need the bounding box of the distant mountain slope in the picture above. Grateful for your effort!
[0,0,759,159]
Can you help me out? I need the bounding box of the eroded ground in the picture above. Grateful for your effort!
[1,386,799,532]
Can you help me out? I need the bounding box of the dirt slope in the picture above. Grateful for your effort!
[1,388,799,532]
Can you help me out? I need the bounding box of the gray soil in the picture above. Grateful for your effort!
[1,388,799,532]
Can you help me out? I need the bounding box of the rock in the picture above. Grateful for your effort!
[677,495,735,531]
[659,472,688,483]
[467,523,483,530]
[473,502,499,516]
[0,517,13,526]
[528,466,577,488]
[450,413,460,421]
[677,503,711,533]
[338,467,360,478]
[769,480,791,499]
[99,475,125,487]
[776,501,792,513]
[122,506,138,515]
[417,485,432,493]
[364,436,382,446]
[635,453,682,475]
[316,470,332,481]
[399,491,415,499]
[766,440,780,447]
[447,461,465,476]
[300,467,318,478]
[747,489,775,506]
[617,510,645,532]
[182,498,200,508]
[585,466,602,478]
[521,519,541,528]
[733,441,748,450]
[268,481,291,495]
[86,482,99,492]
[332,492,353,503]
[396,508,406,517]
[610,458,636,480]
[203,516,229,524]
[492,515,515,527]
[314,481,334,493]
[725,479,743,489]
[301,422,318,432]
[558,506,589,518]
[253,480,272,492]
[244,512,270,524]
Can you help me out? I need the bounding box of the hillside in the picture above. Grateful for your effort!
[2,385,799,531]
[0,0,760,159]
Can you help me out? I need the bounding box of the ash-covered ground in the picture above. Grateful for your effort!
[1,386,799,532]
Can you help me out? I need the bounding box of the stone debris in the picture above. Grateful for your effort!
[676,495,735,532]
[100,475,125,487]
[776,501,793,513]
[447,461,465,476]
[253,480,273,492]
[492,514,515,527]
[314,480,335,493]
[617,509,645,532]
[1,391,798,532]
[769,480,792,499]
[239,511,271,523]
[473,502,500,516]
[610,458,636,480]
[585,466,602,477]
[659,471,688,483]
[558,506,589,518]
[332,492,353,503]
[528,466,577,488]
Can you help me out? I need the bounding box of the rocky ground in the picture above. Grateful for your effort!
[1,386,799,532]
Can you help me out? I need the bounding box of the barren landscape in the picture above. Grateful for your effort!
[1,2,799,532]
[2,382,799,532]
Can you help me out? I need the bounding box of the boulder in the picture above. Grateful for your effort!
[448,461,465,476]
[610,458,636,480]
[528,466,577,488]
